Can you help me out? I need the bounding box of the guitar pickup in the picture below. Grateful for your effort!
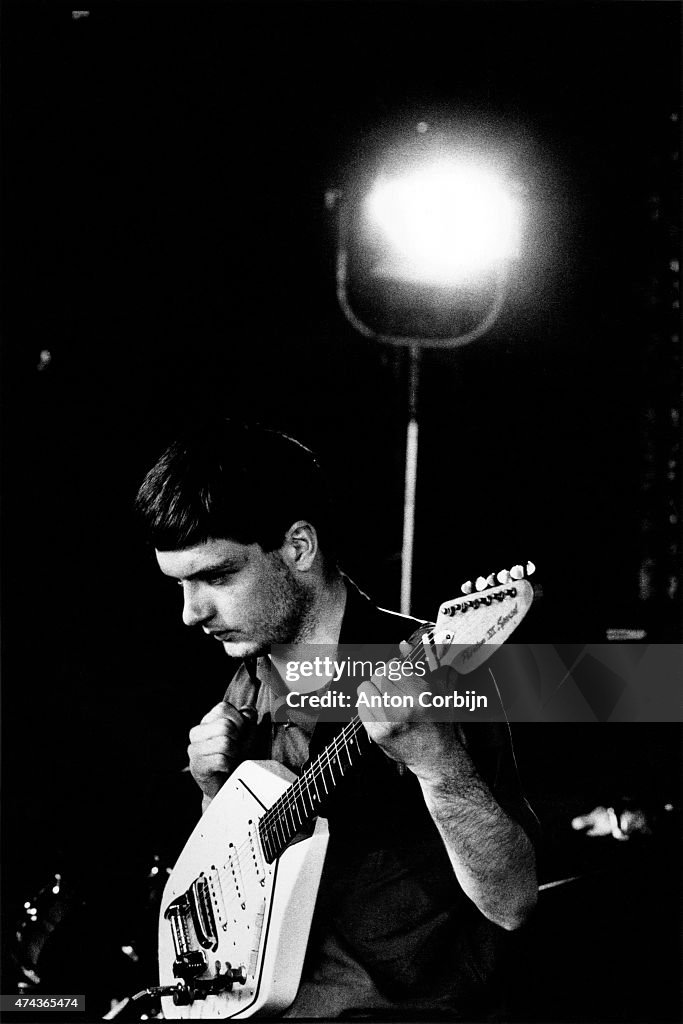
[189,876,218,951]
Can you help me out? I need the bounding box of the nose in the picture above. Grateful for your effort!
[181,581,213,628]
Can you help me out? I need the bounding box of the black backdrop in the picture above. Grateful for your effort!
[1,2,681,1019]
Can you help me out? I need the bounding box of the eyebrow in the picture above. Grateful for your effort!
[181,557,244,582]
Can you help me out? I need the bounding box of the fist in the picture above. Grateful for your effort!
[188,701,256,800]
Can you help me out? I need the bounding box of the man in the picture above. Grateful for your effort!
[136,419,537,1019]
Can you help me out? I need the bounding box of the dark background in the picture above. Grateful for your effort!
[1,1,681,1020]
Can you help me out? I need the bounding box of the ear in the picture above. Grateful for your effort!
[280,520,318,573]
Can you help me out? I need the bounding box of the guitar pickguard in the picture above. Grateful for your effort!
[159,760,329,1019]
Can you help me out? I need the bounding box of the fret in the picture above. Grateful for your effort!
[260,824,273,864]
[260,713,380,863]
[267,822,277,855]
[341,732,353,770]
[275,816,286,850]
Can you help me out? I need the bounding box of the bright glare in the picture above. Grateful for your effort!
[365,159,522,286]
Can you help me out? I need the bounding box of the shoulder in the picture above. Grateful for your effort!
[340,575,429,645]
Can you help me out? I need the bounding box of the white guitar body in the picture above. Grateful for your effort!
[159,760,329,1019]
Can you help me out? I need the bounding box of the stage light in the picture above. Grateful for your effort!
[365,158,522,286]
[332,125,532,613]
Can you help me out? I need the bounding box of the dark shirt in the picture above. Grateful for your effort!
[224,579,536,1019]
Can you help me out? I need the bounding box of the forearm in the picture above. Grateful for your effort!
[417,744,537,931]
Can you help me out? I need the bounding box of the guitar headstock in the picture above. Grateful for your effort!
[431,562,535,675]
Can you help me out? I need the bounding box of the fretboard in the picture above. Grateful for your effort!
[257,624,434,863]
[258,713,371,863]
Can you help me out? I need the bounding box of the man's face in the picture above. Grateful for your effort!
[156,536,313,658]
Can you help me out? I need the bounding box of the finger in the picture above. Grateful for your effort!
[191,752,233,776]
[188,735,236,759]
[357,678,409,726]
[356,679,382,723]
[189,718,241,745]
[423,636,439,672]
[398,640,412,658]
[201,700,244,725]
[238,705,258,727]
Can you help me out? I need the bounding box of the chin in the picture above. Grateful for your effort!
[221,638,264,659]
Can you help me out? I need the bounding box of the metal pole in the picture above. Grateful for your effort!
[400,344,421,615]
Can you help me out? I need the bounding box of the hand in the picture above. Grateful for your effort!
[356,641,462,786]
[188,700,256,800]
[571,805,650,840]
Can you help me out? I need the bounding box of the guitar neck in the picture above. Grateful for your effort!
[258,625,436,863]
[258,713,371,863]
[256,571,535,864]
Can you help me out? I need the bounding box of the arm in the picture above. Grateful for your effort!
[358,696,538,931]
[416,725,537,931]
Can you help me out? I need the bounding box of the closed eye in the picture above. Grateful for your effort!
[205,570,236,584]
[175,571,236,586]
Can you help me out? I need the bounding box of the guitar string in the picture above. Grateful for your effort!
[257,629,438,851]
[258,587,519,853]
[224,634,434,868]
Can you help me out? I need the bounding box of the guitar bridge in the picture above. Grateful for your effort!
[164,874,218,979]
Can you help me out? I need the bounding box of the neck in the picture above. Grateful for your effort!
[300,571,347,645]
[271,573,347,683]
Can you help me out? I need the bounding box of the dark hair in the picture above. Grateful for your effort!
[135,420,337,560]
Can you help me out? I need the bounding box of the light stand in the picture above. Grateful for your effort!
[335,204,512,613]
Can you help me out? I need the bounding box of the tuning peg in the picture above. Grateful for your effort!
[497,569,511,584]
[526,560,536,576]
[510,565,524,580]
[475,576,488,592]
[461,580,473,595]
[485,573,496,588]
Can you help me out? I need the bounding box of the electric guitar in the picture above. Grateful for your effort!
[158,564,535,1018]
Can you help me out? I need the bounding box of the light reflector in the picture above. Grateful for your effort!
[365,158,522,286]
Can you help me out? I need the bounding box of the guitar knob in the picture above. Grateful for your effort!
[526,560,536,576]
[497,569,511,584]
[461,580,473,595]
[172,981,194,1006]
[510,565,524,580]
[226,964,247,986]
[475,576,488,592]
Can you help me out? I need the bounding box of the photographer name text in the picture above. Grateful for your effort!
[285,689,488,710]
